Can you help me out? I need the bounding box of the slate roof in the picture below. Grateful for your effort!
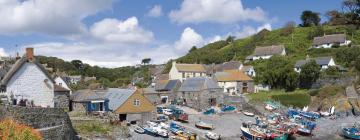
[214,61,242,72]
[104,88,136,111]
[71,89,108,102]
[313,34,346,45]
[178,77,221,92]
[1,56,55,85]
[294,57,333,68]
[215,70,253,82]
[254,45,285,56]
[175,63,206,73]
[155,79,181,92]
[155,74,169,81]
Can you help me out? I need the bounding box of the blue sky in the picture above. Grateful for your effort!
[0,0,342,67]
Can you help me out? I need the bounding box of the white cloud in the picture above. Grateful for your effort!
[25,42,179,68]
[174,27,204,52]
[0,48,8,57]
[232,23,272,39]
[0,0,111,35]
[169,0,267,24]
[207,35,222,44]
[147,5,163,17]
[90,17,154,45]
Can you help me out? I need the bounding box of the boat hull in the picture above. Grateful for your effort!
[342,128,360,140]
[241,127,264,140]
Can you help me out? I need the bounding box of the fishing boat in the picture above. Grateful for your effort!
[205,132,220,140]
[133,125,145,134]
[342,126,360,139]
[195,121,215,130]
[243,111,255,117]
[240,125,264,140]
[153,125,169,138]
[221,105,236,112]
[265,104,275,111]
[144,126,158,136]
[170,122,185,134]
[296,127,312,136]
[204,108,216,115]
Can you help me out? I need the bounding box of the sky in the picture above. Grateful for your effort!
[0,0,343,68]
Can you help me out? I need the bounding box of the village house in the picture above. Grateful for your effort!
[105,88,155,124]
[312,34,351,49]
[68,75,81,84]
[247,45,286,61]
[143,79,181,105]
[176,77,223,111]
[71,89,109,113]
[54,85,71,109]
[1,48,57,107]
[294,57,336,73]
[169,61,207,82]
[214,70,254,96]
[55,76,72,95]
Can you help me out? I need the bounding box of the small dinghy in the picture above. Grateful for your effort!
[144,126,158,136]
[195,121,215,130]
[154,125,169,138]
[133,125,145,134]
[243,111,255,117]
[342,124,360,140]
[205,132,221,140]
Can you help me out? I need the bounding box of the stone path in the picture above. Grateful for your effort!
[346,85,358,99]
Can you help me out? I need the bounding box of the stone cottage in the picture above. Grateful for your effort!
[294,57,336,73]
[54,76,72,95]
[105,88,155,124]
[1,48,56,107]
[71,89,109,113]
[214,70,254,96]
[143,79,181,105]
[177,77,223,111]
[54,85,71,109]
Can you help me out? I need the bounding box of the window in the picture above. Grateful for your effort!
[193,73,195,77]
[182,73,185,78]
[200,73,202,76]
[133,99,140,106]
[243,83,247,87]
[59,83,62,86]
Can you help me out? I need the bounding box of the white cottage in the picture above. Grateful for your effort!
[1,48,55,107]
[55,76,72,95]
[248,45,286,61]
[169,61,207,82]
[312,34,351,49]
[294,57,336,73]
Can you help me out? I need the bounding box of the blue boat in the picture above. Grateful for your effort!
[204,108,215,115]
[342,127,360,139]
[144,127,158,136]
[170,122,184,134]
[221,105,236,112]
[240,125,264,140]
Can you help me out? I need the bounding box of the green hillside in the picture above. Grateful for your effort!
[163,25,360,73]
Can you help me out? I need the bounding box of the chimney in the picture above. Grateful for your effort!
[26,48,34,61]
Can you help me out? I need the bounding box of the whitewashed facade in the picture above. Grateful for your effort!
[169,61,206,82]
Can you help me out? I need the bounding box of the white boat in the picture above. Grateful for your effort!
[195,121,215,130]
[153,125,169,138]
[133,125,145,134]
[243,111,255,117]
[205,132,220,140]
[159,122,170,130]
[265,104,275,111]
[302,106,309,112]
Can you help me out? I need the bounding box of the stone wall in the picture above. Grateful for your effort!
[0,105,77,140]
[312,76,354,89]
[177,89,224,111]
[54,92,70,109]
[144,92,174,105]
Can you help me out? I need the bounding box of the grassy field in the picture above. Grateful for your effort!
[246,89,311,108]
[73,121,113,136]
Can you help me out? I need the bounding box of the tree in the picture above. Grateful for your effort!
[355,56,360,71]
[300,10,321,27]
[280,21,296,36]
[255,56,299,91]
[71,60,84,70]
[189,46,197,53]
[326,10,346,25]
[226,36,235,43]
[141,58,151,65]
[342,0,360,28]
[299,60,321,89]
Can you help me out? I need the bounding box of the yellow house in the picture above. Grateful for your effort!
[105,88,155,124]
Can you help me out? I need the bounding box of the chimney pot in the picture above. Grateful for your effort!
[26,48,34,61]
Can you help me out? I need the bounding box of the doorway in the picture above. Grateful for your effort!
[209,98,216,106]
[119,114,127,122]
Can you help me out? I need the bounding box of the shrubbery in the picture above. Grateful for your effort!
[0,119,42,140]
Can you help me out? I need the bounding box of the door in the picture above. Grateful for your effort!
[209,98,216,106]
[119,114,127,122]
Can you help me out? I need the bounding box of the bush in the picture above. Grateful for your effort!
[0,119,42,140]
[317,85,344,99]
[308,89,320,96]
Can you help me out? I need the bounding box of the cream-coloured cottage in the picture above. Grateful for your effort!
[169,61,207,82]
